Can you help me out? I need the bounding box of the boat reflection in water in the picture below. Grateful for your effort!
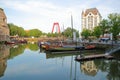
[0,43,120,80]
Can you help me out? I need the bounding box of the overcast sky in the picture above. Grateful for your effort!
[0,0,120,33]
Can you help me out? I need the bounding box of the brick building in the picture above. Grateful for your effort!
[0,8,9,42]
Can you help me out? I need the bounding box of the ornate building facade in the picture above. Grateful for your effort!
[0,8,9,41]
[81,8,102,31]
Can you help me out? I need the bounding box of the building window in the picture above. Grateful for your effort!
[94,17,97,27]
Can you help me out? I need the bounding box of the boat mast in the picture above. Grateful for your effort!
[71,14,73,41]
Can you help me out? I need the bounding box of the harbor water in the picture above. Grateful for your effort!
[0,43,120,80]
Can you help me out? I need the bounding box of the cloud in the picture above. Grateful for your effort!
[0,0,120,33]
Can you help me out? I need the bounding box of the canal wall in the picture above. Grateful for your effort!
[0,8,9,42]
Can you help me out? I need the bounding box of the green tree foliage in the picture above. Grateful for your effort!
[63,27,72,38]
[81,29,91,39]
[108,13,120,40]
[18,27,26,36]
[8,23,26,37]
[8,23,43,37]
[47,32,52,37]
[46,27,79,38]
[63,27,79,38]
[28,29,42,37]
[92,13,120,41]
[46,32,59,37]
[8,23,18,36]
[93,26,102,38]
[99,19,109,36]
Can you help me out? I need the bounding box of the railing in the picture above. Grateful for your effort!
[105,45,120,55]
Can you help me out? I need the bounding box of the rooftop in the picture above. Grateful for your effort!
[82,8,101,17]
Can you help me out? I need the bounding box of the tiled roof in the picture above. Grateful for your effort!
[83,8,100,16]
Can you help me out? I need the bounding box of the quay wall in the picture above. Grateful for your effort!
[0,8,9,42]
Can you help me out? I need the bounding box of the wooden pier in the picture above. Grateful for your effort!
[75,54,114,61]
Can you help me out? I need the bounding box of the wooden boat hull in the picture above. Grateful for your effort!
[46,46,85,52]
[5,41,15,44]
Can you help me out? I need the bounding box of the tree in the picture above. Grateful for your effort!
[47,32,52,37]
[8,23,43,37]
[8,23,18,36]
[81,29,91,39]
[93,26,102,38]
[17,27,26,37]
[63,27,79,38]
[28,29,42,37]
[8,23,26,37]
[108,13,120,40]
[46,32,59,37]
[99,19,109,36]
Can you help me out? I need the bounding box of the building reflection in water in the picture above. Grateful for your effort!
[80,60,98,76]
[0,45,10,77]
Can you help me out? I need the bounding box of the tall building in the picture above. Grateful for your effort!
[81,8,102,31]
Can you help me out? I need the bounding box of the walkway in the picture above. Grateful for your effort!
[75,54,114,61]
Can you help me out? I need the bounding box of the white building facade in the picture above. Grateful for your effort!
[81,8,102,31]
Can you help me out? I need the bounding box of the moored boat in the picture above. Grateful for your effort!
[46,46,85,52]
[85,45,96,50]
[39,40,96,52]
[5,41,15,44]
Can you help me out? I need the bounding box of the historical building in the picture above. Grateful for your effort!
[81,8,102,31]
[0,8,9,41]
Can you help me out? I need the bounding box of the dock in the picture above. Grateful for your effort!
[75,54,114,61]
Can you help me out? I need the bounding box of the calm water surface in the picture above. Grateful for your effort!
[0,43,120,80]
